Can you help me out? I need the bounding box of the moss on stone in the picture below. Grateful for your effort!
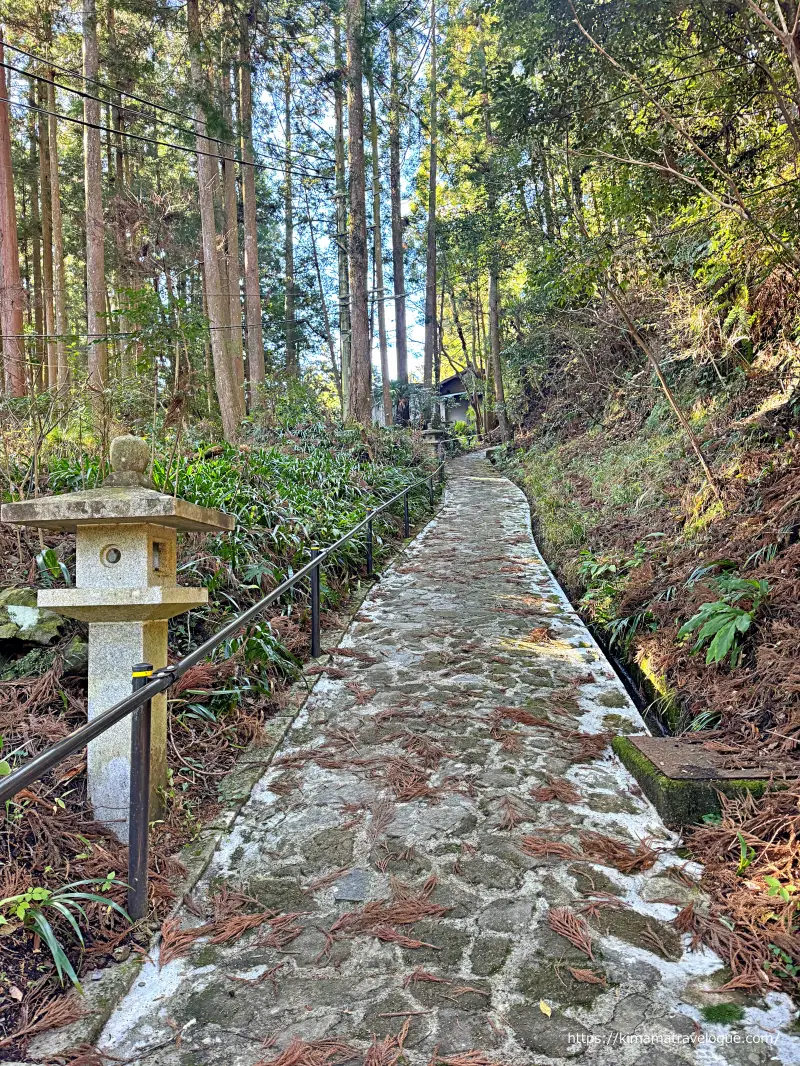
[568,863,624,897]
[590,906,682,961]
[701,1003,745,1025]
[194,943,222,967]
[471,935,512,976]
[602,713,640,735]
[612,735,770,828]
[636,653,683,731]
[597,689,628,709]
[518,959,607,1007]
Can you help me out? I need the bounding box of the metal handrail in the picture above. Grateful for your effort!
[0,461,445,918]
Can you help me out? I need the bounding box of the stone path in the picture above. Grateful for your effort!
[97,454,799,1065]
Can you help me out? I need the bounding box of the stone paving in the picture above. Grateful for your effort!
[97,453,800,1065]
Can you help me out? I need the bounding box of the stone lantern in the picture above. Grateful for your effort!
[0,435,234,841]
[420,426,448,459]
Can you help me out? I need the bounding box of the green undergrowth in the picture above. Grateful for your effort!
[1,409,439,756]
[498,354,795,738]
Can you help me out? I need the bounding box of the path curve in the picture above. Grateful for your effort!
[96,453,796,1065]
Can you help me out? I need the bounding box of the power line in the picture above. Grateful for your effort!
[1,323,273,341]
[3,40,335,166]
[1,92,332,181]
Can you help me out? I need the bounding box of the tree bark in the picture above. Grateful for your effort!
[28,80,44,388]
[422,0,438,416]
[47,75,69,392]
[304,185,341,403]
[82,0,108,399]
[187,0,243,441]
[0,32,26,396]
[368,67,391,426]
[334,17,351,417]
[238,9,265,404]
[221,64,244,398]
[38,76,56,391]
[346,0,371,424]
[283,56,298,376]
[480,42,510,442]
[389,28,408,411]
[487,259,510,440]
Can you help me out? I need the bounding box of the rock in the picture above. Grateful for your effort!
[478,896,535,933]
[459,855,521,890]
[399,922,470,969]
[436,1009,500,1055]
[358,992,429,1047]
[243,877,314,912]
[0,587,64,645]
[105,434,153,488]
[300,828,355,870]
[611,994,651,1033]
[633,1055,690,1066]
[411,975,492,1012]
[334,868,371,902]
[640,874,696,904]
[518,957,607,1007]
[470,934,512,977]
[568,863,623,896]
[508,1004,589,1057]
[589,907,683,961]
[62,634,89,674]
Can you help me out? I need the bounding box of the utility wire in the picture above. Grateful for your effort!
[3,40,335,165]
[1,92,332,180]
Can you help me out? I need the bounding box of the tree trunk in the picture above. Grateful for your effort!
[221,65,244,401]
[541,142,556,239]
[368,67,391,426]
[283,56,298,376]
[445,263,483,433]
[28,81,44,388]
[0,32,26,397]
[304,186,341,403]
[238,9,265,404]
[334,17,351,417]
[83,0,108,400]
[481,42,510,442]
[346,0,371,424]
[38,76,56,391]
[187,0,243,441]
[433,269,444,426]
[422,0,437,417]
[389,28,408,404]
[488,260,510,440]
[47,75,69,391]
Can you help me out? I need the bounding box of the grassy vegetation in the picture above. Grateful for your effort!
[0,400,440,1049]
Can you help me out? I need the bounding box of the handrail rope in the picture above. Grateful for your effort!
[0,462,446,805]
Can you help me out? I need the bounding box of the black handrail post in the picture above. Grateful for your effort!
[310,547,321,658]
[428,475,434,509]
[403,489,410,537]
[128,663,153,922]
[439,462,445,485]
[366,518,373,576]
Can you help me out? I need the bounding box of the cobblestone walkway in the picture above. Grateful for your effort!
[98,454,799,1065]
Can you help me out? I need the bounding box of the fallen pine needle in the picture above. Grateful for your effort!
[548,906,595,960]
